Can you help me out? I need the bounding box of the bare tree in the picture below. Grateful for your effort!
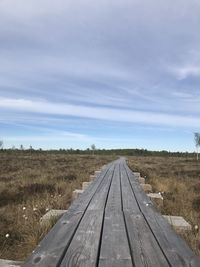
[0,140,3,149]
[91,144,96,155]
[20,144,24,150]
[194,132,200,160]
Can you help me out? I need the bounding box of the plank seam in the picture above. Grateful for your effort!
[123,163,172,267]
[119,163,136,267]
[56,164,113,267]
[95,164,116,267]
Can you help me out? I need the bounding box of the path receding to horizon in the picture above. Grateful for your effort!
[23,158,200,267]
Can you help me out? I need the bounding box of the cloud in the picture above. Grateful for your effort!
[0,97,200,128]
[170,65,200,80]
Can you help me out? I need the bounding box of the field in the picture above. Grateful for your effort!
[0,151,114,261]
[0,152,200,261]
[128,156,200,256]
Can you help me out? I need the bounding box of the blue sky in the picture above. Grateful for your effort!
[0,0,200,151]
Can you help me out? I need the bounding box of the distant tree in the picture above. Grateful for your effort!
[91,144,96,155]
[20,144,24,150]
[0,140,3,149]
[194,133,200,160]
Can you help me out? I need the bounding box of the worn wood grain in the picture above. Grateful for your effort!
[120,162,140,213]
[120,161,169,267]
[60,210,104,267]
[98,211,132,267]
[98,164,133,267]
[124,211,169,267]
[59,165,115,267]
[105,164,122,212]
[124,163,200,267]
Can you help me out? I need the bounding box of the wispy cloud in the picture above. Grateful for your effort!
[169,65,200,80]
[0,97,200,129]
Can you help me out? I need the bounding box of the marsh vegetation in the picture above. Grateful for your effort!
[0,151,199,260]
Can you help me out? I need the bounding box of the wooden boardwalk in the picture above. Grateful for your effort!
[23,159,200,267]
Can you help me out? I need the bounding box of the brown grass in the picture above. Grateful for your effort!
[0,151,115,261]
[128,155,200,256]
[1,152,199,260]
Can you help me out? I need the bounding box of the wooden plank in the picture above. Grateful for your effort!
[124,162,200,267]
[87,164,115,211]
[120,160,169,266]
[124,212,169,267]
[69,162,114,213]
[120,162,140,213]
[98,164,133,267]
[98,212,132,267]
[22,163,113,267]
[60,210,104,267]
[59,164,115,266]
[105,164,122,212]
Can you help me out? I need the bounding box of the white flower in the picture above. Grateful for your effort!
[33,207,37,211]
[5,233,10,238]
[46,208,49,211]
[23,206,26,210]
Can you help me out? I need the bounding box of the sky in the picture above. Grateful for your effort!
[0,0,200,151]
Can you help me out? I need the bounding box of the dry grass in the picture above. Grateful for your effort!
[0,151,115,261]
[1,152,199,260]
[128,155,200,256]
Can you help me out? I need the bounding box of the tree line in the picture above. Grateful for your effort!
[0,132,200,158]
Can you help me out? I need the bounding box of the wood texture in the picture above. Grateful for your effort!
[124,163,200,267]
[98,164,133,267]
[60,165,115,267]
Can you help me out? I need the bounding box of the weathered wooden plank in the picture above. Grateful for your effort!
[98,212,132,267]
[60,210,104,267]
[59,165,115,266]
[87,164,115,211]
[22,211,83,267]
[120,161,169,266]
[22,163,113,267]
[98,164,133,267]
[124,212,170,267]
[105,164,122,212]
[124,163,200,267]
[69,162,114,213]
[120,162,140,213]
